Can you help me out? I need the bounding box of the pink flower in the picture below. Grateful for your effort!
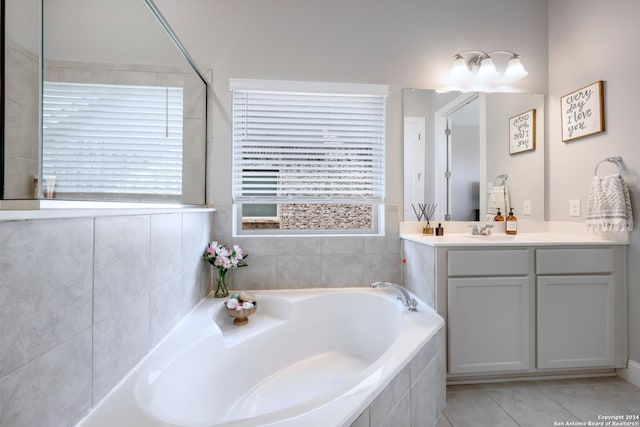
[204,241,248,272]
[233,245,244,259]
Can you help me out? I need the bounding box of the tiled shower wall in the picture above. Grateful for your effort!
[0,210,213,427]
[44,60,207,204]
[3,40,40,199]
[211,204,402,291]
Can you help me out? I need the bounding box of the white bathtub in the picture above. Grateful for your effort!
[77,287,444,427]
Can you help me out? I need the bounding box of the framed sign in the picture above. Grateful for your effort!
[509,109,536,155]
[561,80,605,142]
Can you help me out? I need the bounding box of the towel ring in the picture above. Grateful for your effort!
[494,174,508,186]
[594,157,623,176]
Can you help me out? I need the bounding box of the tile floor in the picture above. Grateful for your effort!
[436,376,640,427]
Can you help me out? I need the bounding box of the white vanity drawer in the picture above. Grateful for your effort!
[536,248,614,274]
[448,249,529,276]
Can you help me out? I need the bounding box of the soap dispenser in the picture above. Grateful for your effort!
[493,208,504,222]
[505,208,517,235]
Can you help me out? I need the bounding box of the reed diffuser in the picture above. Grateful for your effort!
[412,203,437,234]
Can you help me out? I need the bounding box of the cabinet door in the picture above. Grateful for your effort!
[448,277,530,374]
[537,275,615,369]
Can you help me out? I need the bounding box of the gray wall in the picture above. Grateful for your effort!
[0,210,213,427]
[548,0,640,364]
[153,0,548,297]
[153,0,640,367]
[153,0,549,208]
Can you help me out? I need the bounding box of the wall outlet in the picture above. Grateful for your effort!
[523,200,532,215]
[569,199,581,217]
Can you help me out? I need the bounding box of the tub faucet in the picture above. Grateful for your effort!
[370,282,418,311]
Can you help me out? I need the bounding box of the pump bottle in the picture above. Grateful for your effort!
[505,208,517,235]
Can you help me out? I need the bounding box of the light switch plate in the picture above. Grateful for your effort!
[523,200,532,215]
[569,199,581,217]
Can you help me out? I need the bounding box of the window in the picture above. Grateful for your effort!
[231,79,387,234]
[42,82,183,200]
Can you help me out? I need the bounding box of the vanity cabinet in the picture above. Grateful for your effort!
[536,248,618,369]
[433,244,627,380]
[447,249,531,374]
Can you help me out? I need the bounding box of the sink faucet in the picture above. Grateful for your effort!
[370,282,418,311]
[471,224,493,235]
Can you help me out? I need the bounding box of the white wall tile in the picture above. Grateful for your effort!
[322,254,364,287]
[0,210,214,427]
[276,255,323,288]
[182,211,212,273]
[182,264,209,313]
[92,295,150,404]
[150,213,182,287]
[350,408,370,427]
[0,331,92,427]
[0,218,93,377]
[321,236,365,255]
[93,215,151,323]
[232,254,277,291]
[370,366,411,427]
[150,275,183,347]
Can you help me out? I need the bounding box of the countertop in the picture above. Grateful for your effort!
[399,221,629,247]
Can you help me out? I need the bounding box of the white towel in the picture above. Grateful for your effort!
[586,174,633,232]
[486,186,511,221]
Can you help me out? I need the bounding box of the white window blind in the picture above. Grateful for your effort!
[231,81,386,204]
[42,82,183,196]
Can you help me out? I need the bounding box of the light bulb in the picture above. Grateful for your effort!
[450,54,469,78]
[477,57,498,78]
[504,56,528,81]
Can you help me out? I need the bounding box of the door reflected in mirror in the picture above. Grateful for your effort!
[403,89,545,222]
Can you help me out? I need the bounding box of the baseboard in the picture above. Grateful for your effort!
[618,360,640,387]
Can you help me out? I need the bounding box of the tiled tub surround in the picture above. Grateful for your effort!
[351,327,446,427]
[212,204,402,291]
[401,239,436,309]
[0,209,213,427]
[75,288,445,427]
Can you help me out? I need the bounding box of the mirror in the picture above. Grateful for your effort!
[403,89,545,222]
[2,0,207,205]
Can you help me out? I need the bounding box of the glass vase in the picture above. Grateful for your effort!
[214,269,229,298]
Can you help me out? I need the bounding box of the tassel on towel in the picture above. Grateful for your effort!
[586,174,633,232]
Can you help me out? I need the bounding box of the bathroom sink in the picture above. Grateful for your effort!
[461,234,517,242]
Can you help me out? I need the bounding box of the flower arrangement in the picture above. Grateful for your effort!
[203,241,248,297]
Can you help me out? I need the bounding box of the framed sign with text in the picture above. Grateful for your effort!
[509,109,536,155]
[561,81,605,142]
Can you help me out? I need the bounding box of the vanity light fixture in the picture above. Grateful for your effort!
[440,50,528,92]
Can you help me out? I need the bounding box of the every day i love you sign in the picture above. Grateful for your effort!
[509,109,536,155]
[561,80,605,142]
